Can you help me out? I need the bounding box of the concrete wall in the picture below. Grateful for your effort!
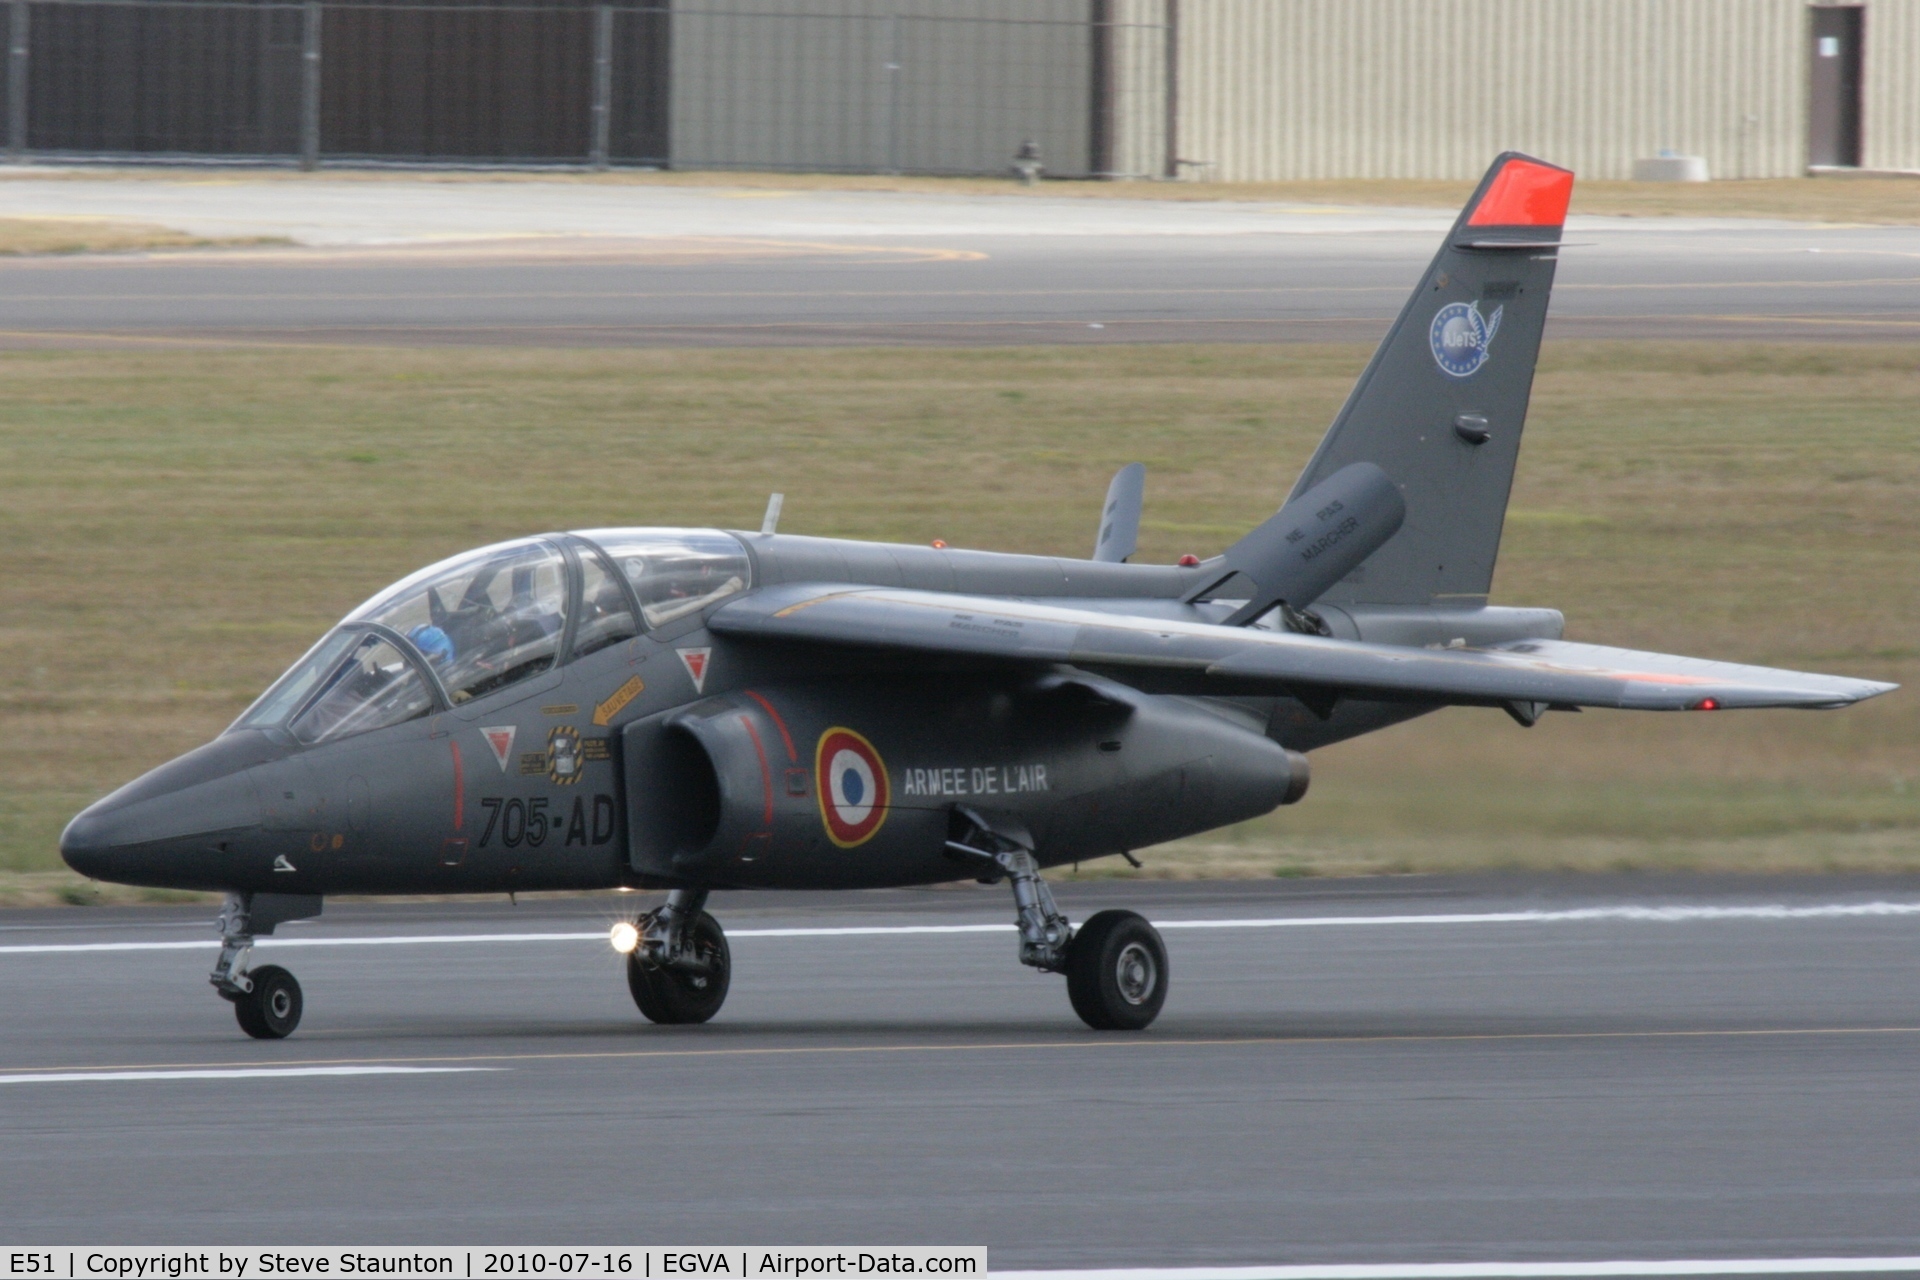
[668,0,1103,175]
[1173,0,1824,181]
[1862,0,1920,170]
[1107,0,1170,178]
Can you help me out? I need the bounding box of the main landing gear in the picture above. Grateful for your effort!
[211,892,318,1039]
[610,818,1168,1033]
[948,806,1168,1031]
[622,888,732,1024]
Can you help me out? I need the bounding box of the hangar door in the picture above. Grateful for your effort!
[1808,5,1863,168]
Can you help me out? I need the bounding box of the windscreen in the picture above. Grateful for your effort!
[231,629,436,744]
[286,634,435,745]
[351,538,569,704]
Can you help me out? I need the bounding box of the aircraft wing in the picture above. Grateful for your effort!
[709,584,1896,712]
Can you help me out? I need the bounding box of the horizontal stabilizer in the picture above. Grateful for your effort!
[711,585,1896,713]
[1192,462,1405,624]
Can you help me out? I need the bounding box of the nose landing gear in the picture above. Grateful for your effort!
[210,891,321,1039]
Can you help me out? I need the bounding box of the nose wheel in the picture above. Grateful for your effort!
[229,964,304,1039]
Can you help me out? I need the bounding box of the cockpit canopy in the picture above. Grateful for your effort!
[233,529,750,746]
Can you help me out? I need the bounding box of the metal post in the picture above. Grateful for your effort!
[300,0,320,170]
[1089,0,1115,178]
[590,4,612,170]
[881,14,900,175]
[1163,0,1179,179]
[8,0,27,162]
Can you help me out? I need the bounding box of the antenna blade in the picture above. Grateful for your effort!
[1092,463,1145,563]
[760,492,785,536]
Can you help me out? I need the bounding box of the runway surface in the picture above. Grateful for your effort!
[0,179,1912,346]
[6,875,1920,1268]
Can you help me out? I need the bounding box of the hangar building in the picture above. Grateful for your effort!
[9,0,1918,179]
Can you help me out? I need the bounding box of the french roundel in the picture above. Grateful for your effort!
[815,727,889,848]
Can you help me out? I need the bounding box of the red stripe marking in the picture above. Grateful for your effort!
[744,688,798,762]
[1466,157,1574,227]
[741,716,775,827]
[449,740,465,832]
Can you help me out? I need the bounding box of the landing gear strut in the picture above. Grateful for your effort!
[211,891,319,1039]
[626,888,731,1025]
[947,806,1169,1031]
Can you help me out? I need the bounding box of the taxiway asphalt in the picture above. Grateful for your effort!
[0,179,1911,345]
[5,875,1920,1268]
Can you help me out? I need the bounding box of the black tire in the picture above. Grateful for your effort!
[1066,909,1167,1031]
[627,911,731,1025]
[233,965,303,1039]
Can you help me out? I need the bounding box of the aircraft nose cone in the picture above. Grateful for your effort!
[58,731,284,890]
[58,804,123,880]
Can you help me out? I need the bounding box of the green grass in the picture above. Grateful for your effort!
[0,216,285,256]
[1,341,1913,897]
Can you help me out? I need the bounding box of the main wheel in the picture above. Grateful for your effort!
[627,911,731,1025]
[1065,909,1167,1031]
[233,965,303,1039]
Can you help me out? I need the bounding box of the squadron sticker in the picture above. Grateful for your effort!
[678,647,712,694]
[815,726,889,848]
[547,725,584,785]
[480,725,517,773]
[521,727,612,784]
[1429,299,1503,379]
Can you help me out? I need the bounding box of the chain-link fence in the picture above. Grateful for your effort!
[1,1,1168,176]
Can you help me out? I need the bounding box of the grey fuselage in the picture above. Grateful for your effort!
[59,529,1561,898]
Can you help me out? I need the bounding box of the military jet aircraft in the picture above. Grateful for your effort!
[61,154,1894,1040]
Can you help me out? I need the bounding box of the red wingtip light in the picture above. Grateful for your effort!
[1466,158,1574,228]
[1178,554,1201,567]
[1695,698,1720,711]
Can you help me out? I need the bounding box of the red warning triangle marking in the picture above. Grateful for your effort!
[480,726,517,773]
[678,647,711,694]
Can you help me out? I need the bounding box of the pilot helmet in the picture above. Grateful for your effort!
[406,624,456,667]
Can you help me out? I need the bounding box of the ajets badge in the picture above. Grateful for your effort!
[816,727,889,849]
[1429,300,1503,379]
[678,647,712,694]
[546,725,585,786]
[480,725,517,773]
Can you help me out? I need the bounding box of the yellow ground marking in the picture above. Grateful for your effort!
[1558,276,1920,291]
[0,286,1405,303]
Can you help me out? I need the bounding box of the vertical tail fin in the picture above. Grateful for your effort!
[1289,152,1572,608]
[1093,462,1145,563]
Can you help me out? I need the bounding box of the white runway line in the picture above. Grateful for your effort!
[4,901,1919,955]
[0,1065,500,1084]
[993,1259,1920,1278]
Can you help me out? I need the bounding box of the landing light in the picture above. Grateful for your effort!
[609,921,641,955]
